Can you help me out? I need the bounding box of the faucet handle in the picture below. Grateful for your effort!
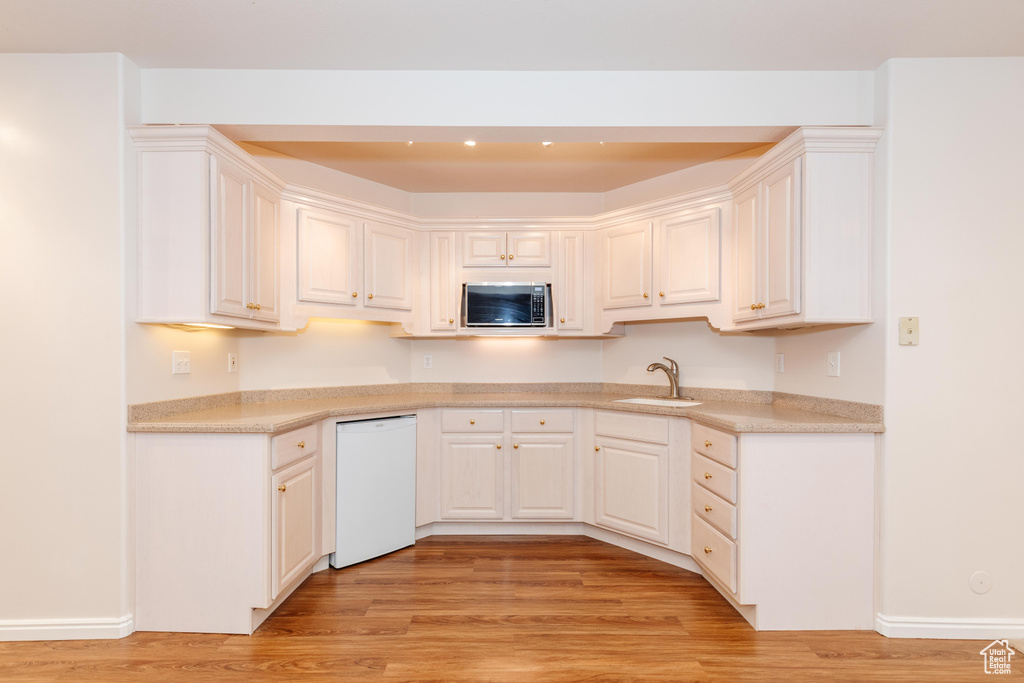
[663,357,679,375]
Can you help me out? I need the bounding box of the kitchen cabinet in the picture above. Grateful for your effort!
[134,424,324,635]
[440,434,505,520]
[599,207,721,313]
[463,230,551,267]
[131,125,285,330]
[428,231,460,332]
[732,159,800,322]
[556,231,587,331]
[593,411,671,545]
[509,409,576,519]
[296,208,416,312]
[728,128,879,329]
[690,424,875,630]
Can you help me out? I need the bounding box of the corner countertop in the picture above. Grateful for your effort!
[127,384,883,435]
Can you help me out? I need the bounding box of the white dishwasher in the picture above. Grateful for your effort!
[330,415,417,569]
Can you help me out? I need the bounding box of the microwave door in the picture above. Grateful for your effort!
[467,284,533,326]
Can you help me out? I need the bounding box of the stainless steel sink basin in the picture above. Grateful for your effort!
[613,398,702,408]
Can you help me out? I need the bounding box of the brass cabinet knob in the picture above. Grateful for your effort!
[704,505,713,512]
[750,303,756,310]
[705,440,712,448]
[496,443,502,449]
[643,292,649,298]
[246,303,252,309]
[540,419,545,425]
[352,292,358,297]
[500,254,506,260]
[659,291,665,297]
[449,318,454,324]
[595,446,600,451]
[278,484,286,492]
[757,302,766,309]
[513,443,519,449]
[297,441,305,449]
[255,303,261,310]
[560,318,565,323]
[508,254,514,260]
[368,293,374,299]
[704,546,713,554]
[704,472,713,479]
[470,419,475,424]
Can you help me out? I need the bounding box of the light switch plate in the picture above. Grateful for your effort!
[172,350,191,375]
[827,351,840,377]
[775,353,785,373]
[899,317,919,345]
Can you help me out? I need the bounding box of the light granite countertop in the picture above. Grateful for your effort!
[127,384,884,435]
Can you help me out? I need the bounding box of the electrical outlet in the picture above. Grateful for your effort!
[227,353,238,373]
[775,353,785,373]
[423,354,433,369]
[172,350,191,375]
[827,351,840,377]
[899,316,919,345]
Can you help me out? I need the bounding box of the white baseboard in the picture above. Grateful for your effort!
[0,614,133,642]
[876,614,1024,640]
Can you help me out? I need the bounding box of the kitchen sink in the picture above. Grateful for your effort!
[613,398,702,408]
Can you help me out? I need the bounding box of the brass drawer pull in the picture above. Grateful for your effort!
[705,440,712,448]
[704,505,713,513]
[595,446,600,451]
[539,419,545,425]
[470,419,475,424]
[704,472,713,479]
[278,484,287,492]
[297,441,305,449]
[704,546,712,554]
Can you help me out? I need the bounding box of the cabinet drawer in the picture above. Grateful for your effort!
[440,409,504,433]
[594,410,669,444]
[692,483,737,539]
[692,423,737,467]
[272,423,319,470]
[510,409,574,433]
[692,453,737,504]
[692,515,738,594]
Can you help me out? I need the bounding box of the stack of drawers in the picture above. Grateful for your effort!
[690,423,739,593]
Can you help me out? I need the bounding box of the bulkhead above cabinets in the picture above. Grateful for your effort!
[129,125,880,337]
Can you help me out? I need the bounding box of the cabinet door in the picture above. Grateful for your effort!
[297,207,361,305]
[656,208,720,305]
[557,231,585,331]
[249,181,280,322]
[462,231,507,267]
[440,435,504,520]
[762,159,801,319]
[507,231,551,267]
[429,232,459,331]
[210,155,250,319]
[732,184,760,321]
[272,456,318,599]
[594,436,669,544]
[510,434,575,519]
[364,221,415,310]
[601,221,653,309]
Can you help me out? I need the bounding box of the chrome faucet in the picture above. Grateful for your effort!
[647,357,683,399]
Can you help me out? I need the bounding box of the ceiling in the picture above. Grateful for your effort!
[5,0,1023,193]
[3,0,1023,71]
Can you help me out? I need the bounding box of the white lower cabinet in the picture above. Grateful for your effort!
[135,425,323,635]
[690,425,875,630]
[437,408,578,522]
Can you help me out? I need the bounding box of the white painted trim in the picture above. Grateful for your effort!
[876,614,1024,640]
[0,615,134,642]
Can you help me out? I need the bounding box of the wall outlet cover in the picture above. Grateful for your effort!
[228,353,238,373]
[172,350,191,375]
[423,354,433,369]
[775,353,785,373]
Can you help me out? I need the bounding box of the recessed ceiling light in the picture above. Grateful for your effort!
[406,141,414,146]
[464,140,476,147]
[542,141,553,147]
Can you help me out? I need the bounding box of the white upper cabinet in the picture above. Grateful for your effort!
[296,206,361,306]
[600,221,653,309]
[655,207,721,305]
[429,232,460,332]
[131,126,284,330]
[364,221,416,311]
[556,231,587,331]
[728,127,880,329]
[463,230,551,267]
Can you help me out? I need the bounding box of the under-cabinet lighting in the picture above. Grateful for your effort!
[183,323,235,329]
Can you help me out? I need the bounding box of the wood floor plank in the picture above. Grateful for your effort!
[1,536,1014,682]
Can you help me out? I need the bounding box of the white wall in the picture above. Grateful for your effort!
[877,58,1024,628]
[602,321,776,390]
[0,54,129,628]
[125,325,243,404]
[410,337,603,384]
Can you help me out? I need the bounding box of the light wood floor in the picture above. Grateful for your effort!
[1,536,1015,681]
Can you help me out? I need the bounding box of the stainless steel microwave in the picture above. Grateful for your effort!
[462,282,551,327]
